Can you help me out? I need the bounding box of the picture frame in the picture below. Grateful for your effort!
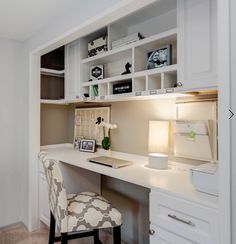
[146,45,172,70]
[79,139,96,152]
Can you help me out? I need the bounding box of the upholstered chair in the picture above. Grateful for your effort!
[40,156,122,244]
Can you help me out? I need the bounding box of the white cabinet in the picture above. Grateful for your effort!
[150,190,219,244]
[39,172,50,226]
[65,41,80,101]
[177,0,217,90]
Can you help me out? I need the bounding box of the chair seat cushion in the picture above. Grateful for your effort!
[67,192,122,232]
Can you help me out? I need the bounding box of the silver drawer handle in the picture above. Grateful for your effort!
[168,214,195,226]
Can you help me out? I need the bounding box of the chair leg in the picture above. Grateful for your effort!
[93,229,101,244]
[49,212,56,244]
[61,233,68,244]
[113,226,121,244]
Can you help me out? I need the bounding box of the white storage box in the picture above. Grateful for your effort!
[190,163,218,196]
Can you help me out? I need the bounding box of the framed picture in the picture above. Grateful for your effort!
[147,45,172,69]
[79,139,96,152]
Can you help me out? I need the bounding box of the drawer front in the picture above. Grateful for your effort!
[150,224,195,244]
[150,191,219,244]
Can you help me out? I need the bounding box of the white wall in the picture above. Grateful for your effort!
[0,37,24,227]
[230,0,236,242]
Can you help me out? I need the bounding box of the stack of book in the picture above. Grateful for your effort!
[111,32,144,49]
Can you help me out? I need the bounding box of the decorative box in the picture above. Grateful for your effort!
[88,35,108,57]
[89,65,104,81]
[113,81,132,94]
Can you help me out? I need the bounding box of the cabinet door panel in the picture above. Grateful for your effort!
[65,42,80,100]
[178,0,217,90]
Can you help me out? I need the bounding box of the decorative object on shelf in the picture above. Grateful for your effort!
[147,45,172,69]
[84,93,89,98]
[148,120,170,169]
[74,137,82,149]
[89,65,104,81]
[92,85,99,97]
[113,80,132,94]
[111,32,144,49]
[121,62,132,75]
[79,139,96,152]
[88,35,108,57]
[96,118,117,150]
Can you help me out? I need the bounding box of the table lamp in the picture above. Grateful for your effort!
[148,121,170,169]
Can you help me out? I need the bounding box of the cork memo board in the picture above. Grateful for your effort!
[74,107,110,145]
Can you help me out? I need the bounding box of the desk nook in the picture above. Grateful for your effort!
[38,1,220,243]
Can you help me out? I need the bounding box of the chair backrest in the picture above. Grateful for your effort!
[42,158,68,233]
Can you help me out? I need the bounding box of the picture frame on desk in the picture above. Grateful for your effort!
[80,139,96,152]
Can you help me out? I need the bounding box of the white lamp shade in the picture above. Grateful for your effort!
[148,121,169,154]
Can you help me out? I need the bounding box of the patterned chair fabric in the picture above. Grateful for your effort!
[42,158,68,233]
[67,192,122,232]
[40,153,122,234]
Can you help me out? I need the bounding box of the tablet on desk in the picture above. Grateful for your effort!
[88,156,132,169]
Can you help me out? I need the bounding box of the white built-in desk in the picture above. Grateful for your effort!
[40,143,218,209]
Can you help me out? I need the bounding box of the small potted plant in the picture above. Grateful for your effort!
[96,117,117,150]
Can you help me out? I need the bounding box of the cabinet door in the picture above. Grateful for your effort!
[150,225,195,244]
[178,0,217,90]
[39,173,50,226]
[65,41,80,101]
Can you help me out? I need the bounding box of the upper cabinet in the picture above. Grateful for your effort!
[177,0,217,90]
[40,0,218,104]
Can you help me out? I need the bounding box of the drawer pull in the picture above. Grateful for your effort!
[149,229,155,235]
[168,214,195,226]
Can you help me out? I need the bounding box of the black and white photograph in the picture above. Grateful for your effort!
[79,139,96,152]
[147,45,171,69]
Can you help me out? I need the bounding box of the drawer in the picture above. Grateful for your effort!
[150,191,219,244]
[149,224,195,244]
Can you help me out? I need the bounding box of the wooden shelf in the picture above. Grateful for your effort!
[41,68,65,77]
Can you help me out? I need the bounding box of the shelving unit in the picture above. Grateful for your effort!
[40,47,66,102]
[79,27,178,100]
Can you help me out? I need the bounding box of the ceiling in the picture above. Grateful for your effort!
[0,0,84,41]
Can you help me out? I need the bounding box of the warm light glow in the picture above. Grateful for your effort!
[149,121,169,154]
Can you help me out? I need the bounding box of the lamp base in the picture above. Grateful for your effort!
[148,153,168,169]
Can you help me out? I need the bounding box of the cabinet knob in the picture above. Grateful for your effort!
[177,81,183,87]
[149,229,155,235]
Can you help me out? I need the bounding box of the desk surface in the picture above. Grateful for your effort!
[40,144,218,209]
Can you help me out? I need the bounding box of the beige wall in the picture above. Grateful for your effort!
[110,99,175,155]
[41,99,176,148]
[41,99,216,166]
[40,104,72,145]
